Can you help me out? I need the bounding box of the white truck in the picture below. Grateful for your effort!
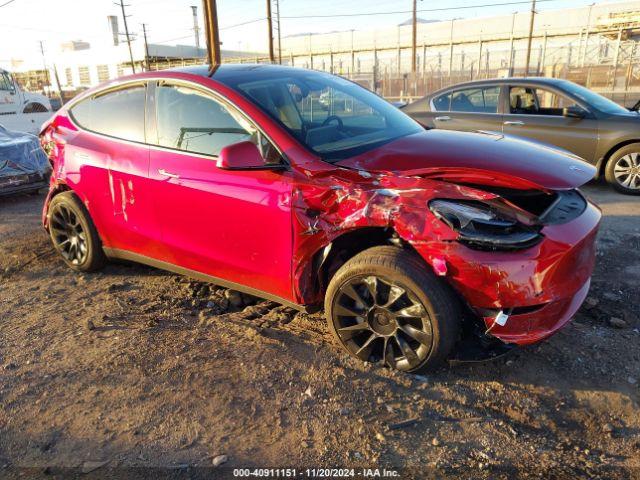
[0,68,53,134]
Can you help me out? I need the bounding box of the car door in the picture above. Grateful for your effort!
[0,71,19,115]
[65,83,163,258]
[418,85,504,133]
[502,84,599,162]
[148,81,294,301]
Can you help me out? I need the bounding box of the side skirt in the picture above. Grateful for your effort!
[103,247,319,314]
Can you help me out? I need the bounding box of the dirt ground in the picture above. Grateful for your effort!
[0,182,639,479]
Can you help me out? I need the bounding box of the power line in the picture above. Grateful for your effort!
[153,34,193,44]
[279,0,558,19]
[0,0,17,7]
[220,17,266,30]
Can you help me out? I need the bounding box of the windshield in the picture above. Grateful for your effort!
[218,68,422,161]
[560,80,629,115]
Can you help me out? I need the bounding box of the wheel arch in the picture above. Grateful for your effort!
[42,182,72,230]
[304,227,426,308]
[597,139,640,178]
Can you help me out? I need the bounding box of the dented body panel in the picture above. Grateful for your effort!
[338,130,596,191]
[41,65,600,347]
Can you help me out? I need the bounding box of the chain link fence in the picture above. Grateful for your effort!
[218,30,640,107]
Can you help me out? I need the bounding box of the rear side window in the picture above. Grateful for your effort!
[450,86,500,113]
[70,85,146,143]
[155,84,252,156]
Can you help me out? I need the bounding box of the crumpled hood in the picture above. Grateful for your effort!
[336,130,596,191]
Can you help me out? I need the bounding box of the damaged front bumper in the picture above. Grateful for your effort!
[414,200,601,346]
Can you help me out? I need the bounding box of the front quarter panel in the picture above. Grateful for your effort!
[594,114,640,165]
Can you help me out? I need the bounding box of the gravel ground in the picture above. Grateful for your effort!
[0,182,639,479]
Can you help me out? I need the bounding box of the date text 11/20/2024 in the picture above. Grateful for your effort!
[232,468,400,477]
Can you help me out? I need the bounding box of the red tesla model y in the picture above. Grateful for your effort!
[40,65,600,372]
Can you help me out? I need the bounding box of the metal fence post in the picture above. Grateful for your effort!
[373,47,378,94]
[508,12,516,75]
[581,3,594,67]
[540,31,547,76]
[448,18,455,83]
[612,27,623,90]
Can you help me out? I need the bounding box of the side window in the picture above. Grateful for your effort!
[450,86,500,113]
[432,92,452,112]
[155,84,253,157]
[509,86,579,116]
[0,73,14,91]
[70,85,146,142]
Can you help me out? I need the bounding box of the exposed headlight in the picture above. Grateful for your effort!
[429,199,542,251]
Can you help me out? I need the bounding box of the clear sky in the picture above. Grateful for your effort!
[0,0,617,67]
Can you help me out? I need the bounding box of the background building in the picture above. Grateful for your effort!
[6,0,640,106]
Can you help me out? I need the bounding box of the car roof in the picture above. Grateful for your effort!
[427,77,570,97]
[163,63,308,81]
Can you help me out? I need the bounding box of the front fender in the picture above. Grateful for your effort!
[289,168,497,305]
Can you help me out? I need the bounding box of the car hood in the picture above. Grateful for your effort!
[336,130,596,191]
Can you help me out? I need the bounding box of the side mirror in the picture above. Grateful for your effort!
[563,105,585,118]
[216,141,267,170]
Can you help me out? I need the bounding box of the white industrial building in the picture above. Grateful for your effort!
[279,0,640,74]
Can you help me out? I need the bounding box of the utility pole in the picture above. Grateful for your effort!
[191,5,201,49]
[142,23,150,71]
[39,41,50,95]
[524,0,536,76]
[266,0,275,63]
[117,0,136,74]
[508,12,516,75]
[39,41,64,105]
[202,0,221,66]
[52,64,65,105]
[274,0,282,64]
[411,0,417,73]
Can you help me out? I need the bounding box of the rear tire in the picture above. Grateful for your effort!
[605,143,640,195]
[47,192,106,272]
[324,246,461,373]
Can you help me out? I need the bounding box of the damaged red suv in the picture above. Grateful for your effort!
[40,65,600,372]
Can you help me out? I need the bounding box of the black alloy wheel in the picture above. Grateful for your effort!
[325,246,460,373]
[47,192,106,272]
[49,203,88,266]
[332,275,434,371]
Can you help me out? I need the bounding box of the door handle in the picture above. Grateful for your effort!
[503,120,525,126]
[435,116,451,122]
[158,168,179,179]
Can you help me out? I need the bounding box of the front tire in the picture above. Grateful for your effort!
[324,246,461,373]
[47,192,106,272]
[605,144,640,195]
